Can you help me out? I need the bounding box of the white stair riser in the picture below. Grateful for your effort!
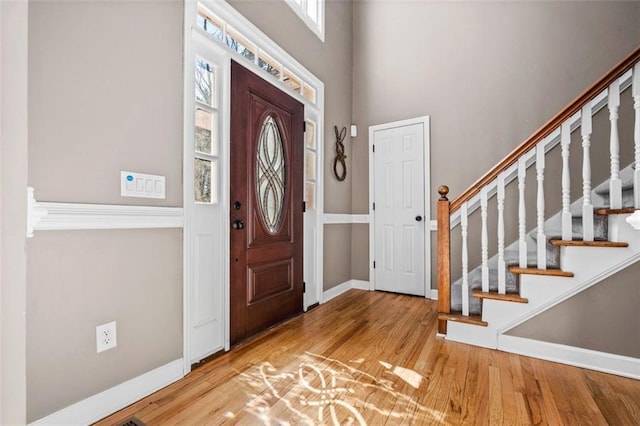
[446,214,640,352]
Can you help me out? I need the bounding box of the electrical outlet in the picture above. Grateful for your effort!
[96,321,117,353]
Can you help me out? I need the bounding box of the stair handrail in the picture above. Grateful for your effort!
[449,45,640,214]
[437,45,640,335]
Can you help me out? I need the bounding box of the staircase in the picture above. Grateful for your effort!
[436,46,640,377]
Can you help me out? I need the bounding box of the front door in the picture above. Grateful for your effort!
[372,118,430,296]
[230,61,304,345]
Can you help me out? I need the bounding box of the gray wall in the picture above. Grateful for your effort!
[28,0,183,207]
[507,260,640,358]
[351,1,640,285]
[1,0,29,423]
[228,0,354,290]
[27,230,182,422]
[26,0,184,421]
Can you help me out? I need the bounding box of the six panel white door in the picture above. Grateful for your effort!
[373,122,427,296]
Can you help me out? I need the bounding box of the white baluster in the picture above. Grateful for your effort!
[481,187,489,293]
[497,173,506,294]
[461,202,469,316]
[582,102,594,241]
[518,158,527,268]
[536,143,546,270]
[561,122,572,241]
[634,63,640,208]
[609,80,622,209]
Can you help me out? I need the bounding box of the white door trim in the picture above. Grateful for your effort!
[368,116,430,296]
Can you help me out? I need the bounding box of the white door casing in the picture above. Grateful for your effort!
[370,117,430,297]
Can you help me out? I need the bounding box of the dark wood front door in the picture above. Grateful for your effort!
[230,61,304,345]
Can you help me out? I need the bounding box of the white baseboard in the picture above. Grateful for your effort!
[323,280,371,303]
[499,335,640,380]
[322,281,353,303]
[30,359,184,425]
[322,280,432,303]
[350,279,371,290]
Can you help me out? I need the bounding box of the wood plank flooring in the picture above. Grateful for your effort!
[96,290,640,425]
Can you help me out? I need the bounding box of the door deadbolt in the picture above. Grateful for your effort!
[233,201,242,210]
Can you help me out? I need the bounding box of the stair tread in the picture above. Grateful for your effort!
[472,290,529,303]
[549,239,629,248]
[509,267,574,277]
[594,207,637,215]
[438,313,488,327]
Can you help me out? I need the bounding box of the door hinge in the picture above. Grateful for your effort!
[372,202,375,211]
[303,121,306,133]
[303,201,306,212]
[373,261,376,269]
[373,145,375,153]
[303,281,306,292]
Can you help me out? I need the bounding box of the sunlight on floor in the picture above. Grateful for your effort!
[238,352,449,425]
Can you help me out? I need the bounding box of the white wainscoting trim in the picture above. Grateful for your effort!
[34,202,184,231]
[498,335,640,380]
[430,289,438,300]
[323,280,371,303]
[430,220,437,231]
[29,358,184,425]
[323,214,370,224]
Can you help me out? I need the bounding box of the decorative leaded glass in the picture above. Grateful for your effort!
[256,116,286,233]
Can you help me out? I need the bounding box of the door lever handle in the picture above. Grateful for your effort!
[415,215,423,222]
[232,219,245,230]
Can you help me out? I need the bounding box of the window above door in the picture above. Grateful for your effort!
[284,0,325,42]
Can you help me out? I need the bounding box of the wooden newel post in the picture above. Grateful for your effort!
[437,185,451,334]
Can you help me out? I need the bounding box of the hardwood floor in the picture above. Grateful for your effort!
[96,290,640,425]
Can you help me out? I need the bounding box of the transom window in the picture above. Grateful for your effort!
[284,0,324,42]
[197,2,318,104]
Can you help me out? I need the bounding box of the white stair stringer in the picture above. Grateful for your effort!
[445,214,640,356]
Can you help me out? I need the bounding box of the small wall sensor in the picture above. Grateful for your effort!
[350,125,357,138]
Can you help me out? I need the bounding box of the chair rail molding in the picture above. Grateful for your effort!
[29,197,184,232]
[323,213,369,224]
[27,187,49,237]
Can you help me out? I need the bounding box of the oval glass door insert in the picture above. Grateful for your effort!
[256,115,286,233]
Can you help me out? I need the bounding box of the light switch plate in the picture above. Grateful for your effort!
[121,171,165,199]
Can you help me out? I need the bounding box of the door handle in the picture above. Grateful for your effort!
[415,215,423,222]
[232,219,245,230]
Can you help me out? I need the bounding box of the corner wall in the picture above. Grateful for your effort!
[1,0,29,423]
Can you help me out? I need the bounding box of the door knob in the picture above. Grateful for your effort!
[232,219,245,230]
[415,215,423,222]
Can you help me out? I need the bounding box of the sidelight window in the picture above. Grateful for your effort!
[194,56,219,204]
